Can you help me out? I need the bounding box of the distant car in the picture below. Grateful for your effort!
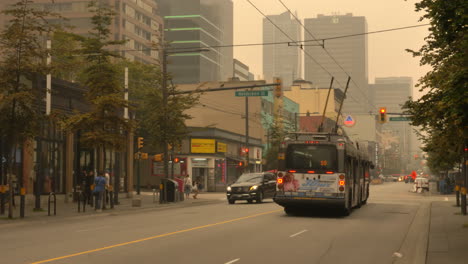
[385,176,398,182]
[226,172,276,204]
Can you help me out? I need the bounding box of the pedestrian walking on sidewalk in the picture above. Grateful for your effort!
[184,175,192,199]
[192,180,200,199]
[93,171,107,212]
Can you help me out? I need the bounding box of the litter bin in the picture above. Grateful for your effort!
[160,179,178,203]
[174,178,184,201]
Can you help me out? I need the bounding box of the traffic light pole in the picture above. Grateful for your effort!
[136,155,141,195]
[245,96,249,172]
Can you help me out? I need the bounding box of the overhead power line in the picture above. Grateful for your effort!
[245,0,368,109]
[112,24,429,53]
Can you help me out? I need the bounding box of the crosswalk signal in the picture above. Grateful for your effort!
[274,77,282,98]
[379,107,387,123]
[137,137,144,149]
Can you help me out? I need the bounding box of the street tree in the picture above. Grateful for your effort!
[0,0,60,218]
[61,1,132,172]
[124,61,199,162]
[264,118,295,171]
[403,0,467,173]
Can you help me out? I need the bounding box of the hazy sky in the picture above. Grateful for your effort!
[232,0,431,99]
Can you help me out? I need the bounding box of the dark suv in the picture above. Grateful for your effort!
[226,172,276,204]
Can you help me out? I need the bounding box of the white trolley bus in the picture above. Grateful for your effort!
[274,132,374,215]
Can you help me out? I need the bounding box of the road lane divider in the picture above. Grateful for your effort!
[31,209,282,264]
[224,258,240,264]
[289,229,308,238]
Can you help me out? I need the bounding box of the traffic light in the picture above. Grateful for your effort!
[238,161,243,167]
[173,157,180,163]
[244,147,249,154]
[274,77,282,98]
[378,107,387,123]
[137,137,144,149]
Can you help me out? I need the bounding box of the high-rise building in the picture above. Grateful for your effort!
[0,0,164,64]
[233,59,254,81]
[158,0,233,84]
[263,11,301,88]
[371,76,414,171]
[304,13,369,115]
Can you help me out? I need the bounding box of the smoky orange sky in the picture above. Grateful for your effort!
[233,0,431,100]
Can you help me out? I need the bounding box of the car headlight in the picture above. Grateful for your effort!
[227,186,231,191]
[249,185,258,191]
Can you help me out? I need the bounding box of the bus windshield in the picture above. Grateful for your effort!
[286,144,338,171]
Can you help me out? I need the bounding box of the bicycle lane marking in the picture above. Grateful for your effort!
[31,209,282,264]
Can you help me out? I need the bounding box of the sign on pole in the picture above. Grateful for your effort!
[389,117,410,121]
[235,90,268,97]
[343,115,355,127]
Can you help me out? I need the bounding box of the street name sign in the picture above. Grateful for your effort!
[235,90,268,97]
[389,117,410,121]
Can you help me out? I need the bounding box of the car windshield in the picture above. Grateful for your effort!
[235,173,264,183]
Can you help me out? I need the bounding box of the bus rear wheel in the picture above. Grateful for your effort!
[343,193,352,216]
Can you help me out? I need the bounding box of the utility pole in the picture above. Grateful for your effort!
[162,49,169,180]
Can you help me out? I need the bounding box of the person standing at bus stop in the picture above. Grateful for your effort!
[93,172,107,212]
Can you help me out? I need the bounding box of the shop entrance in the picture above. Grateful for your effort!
[191,167,207,192]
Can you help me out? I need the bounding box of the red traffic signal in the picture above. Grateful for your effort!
[173,157,180,163]
[238,161,243,167]
[378,107,387,123]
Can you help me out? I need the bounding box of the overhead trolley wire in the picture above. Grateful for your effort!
[245,0,367,109]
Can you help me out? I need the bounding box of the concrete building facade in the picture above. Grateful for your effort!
[139,80,298,192]
[283,80,345,132]
[9,0,164,64]
[233,59,254,81]
[304,13,370,115]
[263,11,301,88]
[159,0,233,84]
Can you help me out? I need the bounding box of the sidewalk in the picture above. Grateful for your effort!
[0,191,226,226]
[427,197,468,264]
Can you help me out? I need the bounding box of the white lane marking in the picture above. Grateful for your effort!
[225,258,240,264]
[290,229,308,238]
[76,226,110,233]
[444,197,449,201]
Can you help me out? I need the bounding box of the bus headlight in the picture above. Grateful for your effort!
[227,186,231,191]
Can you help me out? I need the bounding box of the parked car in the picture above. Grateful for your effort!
[226,172,276,204]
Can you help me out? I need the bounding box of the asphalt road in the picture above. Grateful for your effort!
[0,182,445,264]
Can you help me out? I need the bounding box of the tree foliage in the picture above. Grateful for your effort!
[0,0,61,217]
[122,61,199,151]
[403,0,467,173]
[61,1,131,170]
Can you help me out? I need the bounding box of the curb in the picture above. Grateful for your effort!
[0,199,224,229]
